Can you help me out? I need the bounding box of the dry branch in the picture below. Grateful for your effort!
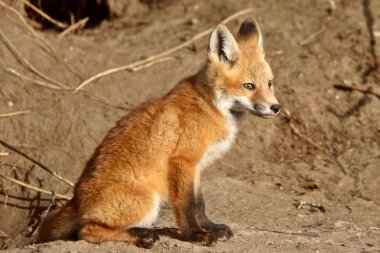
[73,7,255,93]
[59,17,89,38]
[283,109,324,151]
[79,91,132,111]
[328,0,337,10]
[0,174,72,200]
[0,152,10,156]
[0,28,68,89]
[3,192,9,208]
[5,67,66,91]
[0,163,31,173]
[334,80,380,98]
[301,26,326,46]
[130,56,174,72]
[335,155,348,175]
[21,0,68,29]
[0,110,32,118]
[32,194,57,238]
[289,122,323,150]
[0,139,75,187]
[0,1,56,56]
[0,230,8,238]
[250,226,319,237]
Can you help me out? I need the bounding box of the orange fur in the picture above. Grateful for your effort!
[36,18,280,248]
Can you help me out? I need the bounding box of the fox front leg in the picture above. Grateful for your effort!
[195,191,233,240]
[169,160,232,245]
[168,161,218,245]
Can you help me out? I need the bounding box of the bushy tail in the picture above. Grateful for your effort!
[36,199,78,243]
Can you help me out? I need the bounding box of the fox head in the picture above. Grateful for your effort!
[208,18,280,118]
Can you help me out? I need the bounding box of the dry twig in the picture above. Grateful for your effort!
[0,230,8,238]
[295,200,326,212]
[0,28,68,89]
[301,26,326,46]
[289,122,323,150]
[0,174,71,200]
[73,7,255,93]
[0,139,75,187]
[283,109,324,151]
[335,155,348,175]
[0,110,32,118]
[21,0,68,29]
[79,91,132,111]
[0,152,10,156]
[0,162,29,172]
[250,226,319,237]
[3,192,9,208]
[5,67,66,91]
[31,193,57,238]
[334,80,380,98]
[0,1,56,56]
[59,17,89,38]
[130,56,174,72]
[328,0,337,10]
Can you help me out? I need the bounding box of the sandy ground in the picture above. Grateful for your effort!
[1,0,380,252]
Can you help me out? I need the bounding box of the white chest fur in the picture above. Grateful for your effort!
[197,112,238,171]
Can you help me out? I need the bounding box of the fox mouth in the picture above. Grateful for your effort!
[250,110,276,119]
[231,99,280,118]
[249,104,279,118]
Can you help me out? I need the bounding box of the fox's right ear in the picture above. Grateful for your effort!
[209,24,240,65]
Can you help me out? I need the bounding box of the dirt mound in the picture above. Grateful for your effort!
[1,0,380,252]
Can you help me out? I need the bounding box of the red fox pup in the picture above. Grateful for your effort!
[36,18,280,248]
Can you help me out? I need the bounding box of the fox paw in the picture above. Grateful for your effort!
[212,223,234,240]
[134,231,159,249]
[189,231,219,246]
[185,224,234,246]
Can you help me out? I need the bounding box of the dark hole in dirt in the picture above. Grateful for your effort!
[25,0,110,28]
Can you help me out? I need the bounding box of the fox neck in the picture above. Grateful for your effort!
[189,64,241,145]
[193,63,242,120]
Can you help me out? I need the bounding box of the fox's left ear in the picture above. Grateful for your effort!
[209,24,240,65]
[237,18,263,51]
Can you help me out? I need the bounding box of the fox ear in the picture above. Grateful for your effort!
[238,18,263,50]
[209,24,240,65]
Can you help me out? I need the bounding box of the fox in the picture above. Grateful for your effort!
[36,18,280,248]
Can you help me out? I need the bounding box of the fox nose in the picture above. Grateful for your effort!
[270,104,281,114]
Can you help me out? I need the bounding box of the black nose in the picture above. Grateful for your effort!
[270,104,281,113]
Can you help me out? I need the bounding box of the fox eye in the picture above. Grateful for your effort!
[243,83,256,90]
[268,80,273,88]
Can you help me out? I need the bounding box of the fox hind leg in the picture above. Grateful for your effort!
[78,183,160,248]
[79,222,158,249]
